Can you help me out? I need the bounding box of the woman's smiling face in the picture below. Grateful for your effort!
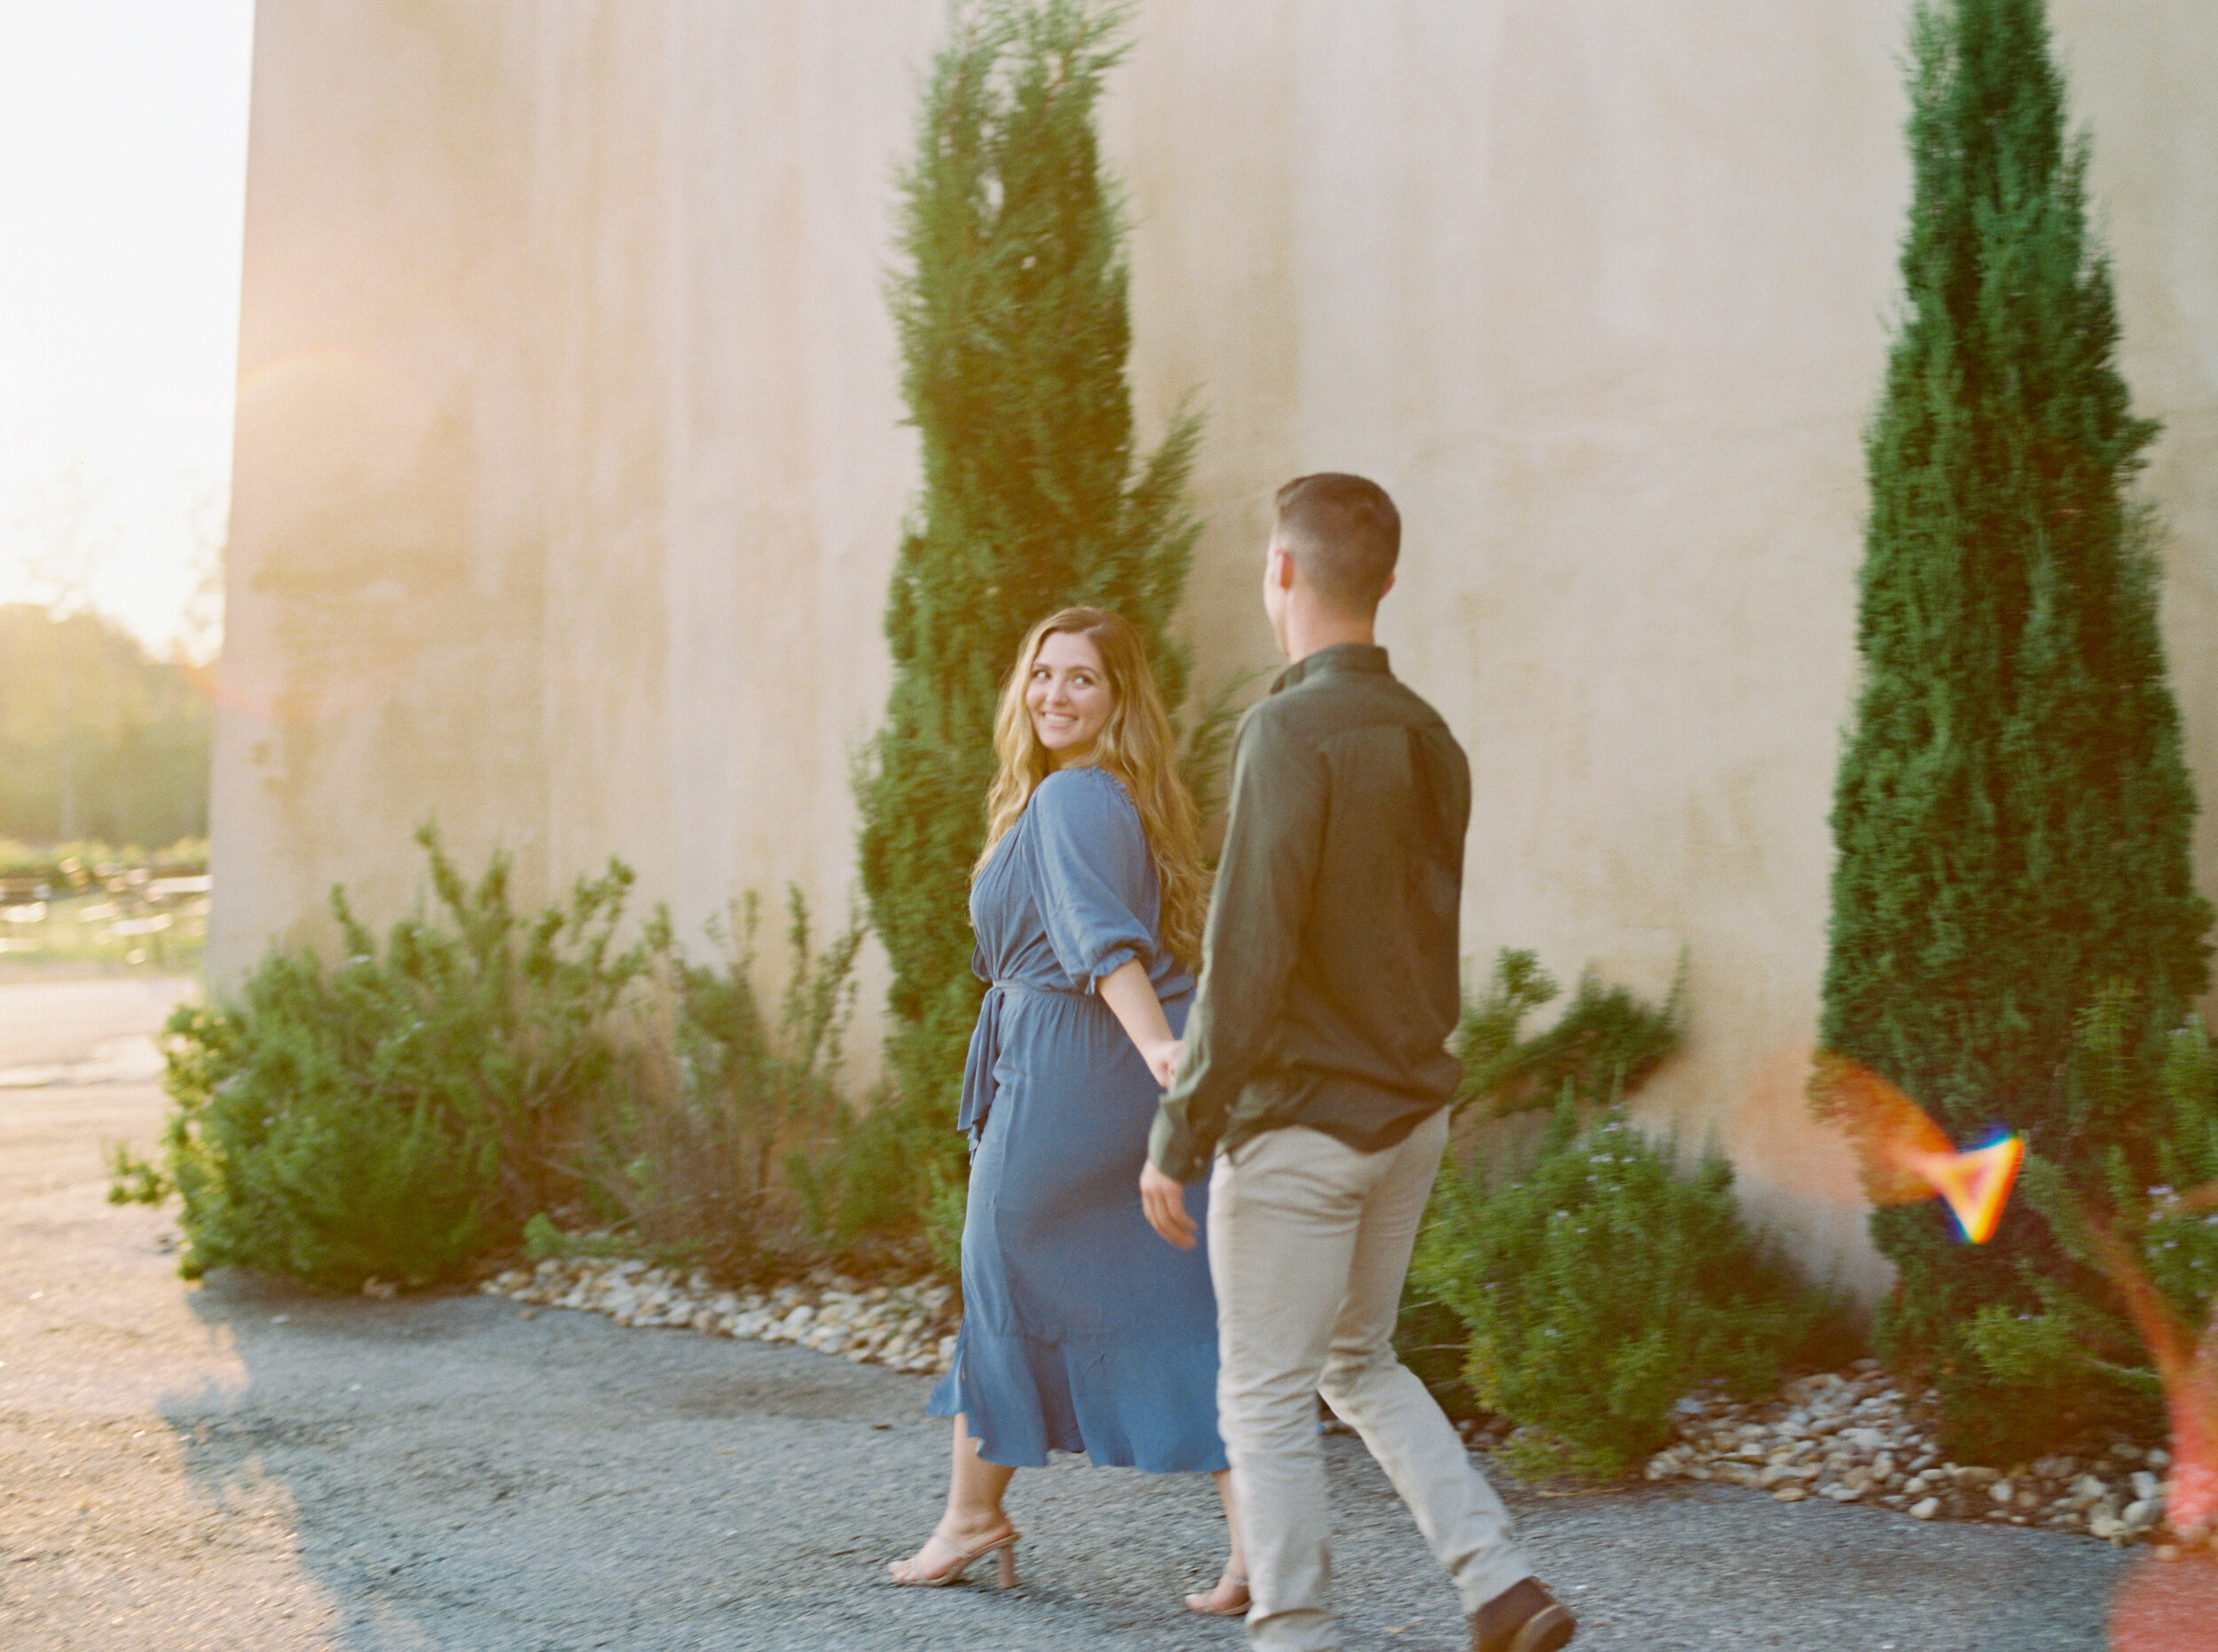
[1026,628,1113,766]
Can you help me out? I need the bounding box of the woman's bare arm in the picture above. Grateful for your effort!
[1098,957,1180,1088]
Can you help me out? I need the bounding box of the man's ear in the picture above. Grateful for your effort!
[1380,570,1396,599]
[1268,541,1297,590]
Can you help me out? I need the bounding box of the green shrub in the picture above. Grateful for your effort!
[1414,1101,1849,1479]
[139,826,878,1293]
[105,1139,169,1206]
[520,1212,630,1263]
[1400,949,1688,1422]
[1453,948,1684,1118]
[922,1166,970,1283]
[154,827,649,1289]
[1389,1292,1480,1420]
[578,890,862,1279]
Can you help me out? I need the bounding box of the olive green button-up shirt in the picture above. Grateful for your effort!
[1148,643,1471,1183]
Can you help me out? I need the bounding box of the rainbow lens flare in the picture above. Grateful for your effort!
[1894,1133,2025,1245]
[1806,1054,2023,1243]
[1809,1054,2218,1586]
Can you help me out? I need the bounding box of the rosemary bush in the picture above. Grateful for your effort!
[1415,1101,1849,1479]
[130,829,861,1292]
[151,827,644,1288]
[584,891,861,1278]
[1453,948,1684,1118]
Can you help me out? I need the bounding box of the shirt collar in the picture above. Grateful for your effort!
[1270,641,1391,696]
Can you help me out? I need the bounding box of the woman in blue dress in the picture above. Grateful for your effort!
[889,607,1247,1615]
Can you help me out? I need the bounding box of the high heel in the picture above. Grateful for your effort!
[1184,1569,1250,1617]
[887,1526,1020,1589]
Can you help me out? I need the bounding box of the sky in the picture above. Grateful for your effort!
[0,0,256,663]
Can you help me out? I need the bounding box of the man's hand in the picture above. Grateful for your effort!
[1139,1160,1198,1250]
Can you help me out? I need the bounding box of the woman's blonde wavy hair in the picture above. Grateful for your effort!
[975,607,1208,971]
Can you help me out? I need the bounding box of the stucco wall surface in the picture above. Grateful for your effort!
[216,0,2218,1288]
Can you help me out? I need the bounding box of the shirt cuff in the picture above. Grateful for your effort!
[1148,1105,1212,1184]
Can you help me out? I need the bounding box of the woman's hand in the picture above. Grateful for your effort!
[1144,1037,1183,1090]
[1098,958,1182,1084]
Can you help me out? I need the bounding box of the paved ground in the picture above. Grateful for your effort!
[0,973,2190,1649]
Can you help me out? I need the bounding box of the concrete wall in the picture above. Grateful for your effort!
[216,0,2218,1290]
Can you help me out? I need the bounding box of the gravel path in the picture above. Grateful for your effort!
[0,974,2168,1649]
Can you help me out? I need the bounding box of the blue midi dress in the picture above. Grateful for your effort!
[928,765,1226,1472]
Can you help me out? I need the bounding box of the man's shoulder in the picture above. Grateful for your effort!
[1235,685,1335,758]
[1373,673,1455,733]
[1259,664,1458,744]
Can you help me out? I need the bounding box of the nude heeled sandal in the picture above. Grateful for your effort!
[1184,1569,1250,1616]
[886,1527,1020,1589]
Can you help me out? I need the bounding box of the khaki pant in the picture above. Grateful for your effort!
[1208,1110,1530,1650]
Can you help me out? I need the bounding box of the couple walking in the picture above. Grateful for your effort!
[888,474,1577,1652]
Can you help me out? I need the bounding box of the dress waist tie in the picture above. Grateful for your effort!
[957,979,1083,1143]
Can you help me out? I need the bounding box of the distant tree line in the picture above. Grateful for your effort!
[0,603,211,846]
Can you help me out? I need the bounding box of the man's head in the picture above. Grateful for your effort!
[1262,472,1400,655]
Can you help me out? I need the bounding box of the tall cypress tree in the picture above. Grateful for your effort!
[847,0,1201,1241]
[1820,0,2210,1455]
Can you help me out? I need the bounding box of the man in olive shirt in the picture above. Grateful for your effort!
[1141,476,1574,1652]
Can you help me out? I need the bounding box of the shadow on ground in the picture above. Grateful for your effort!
[161,1270,1266,1652]
[160,1269,2132,1652]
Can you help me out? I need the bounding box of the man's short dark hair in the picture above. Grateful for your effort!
[1271,473,1400,612]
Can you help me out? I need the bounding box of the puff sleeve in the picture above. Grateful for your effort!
[1027,767,1158,993]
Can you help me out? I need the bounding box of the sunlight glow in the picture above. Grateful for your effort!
[0,1,256,660]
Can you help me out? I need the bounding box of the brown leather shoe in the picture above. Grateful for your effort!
[1470,1577,1576,1652]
